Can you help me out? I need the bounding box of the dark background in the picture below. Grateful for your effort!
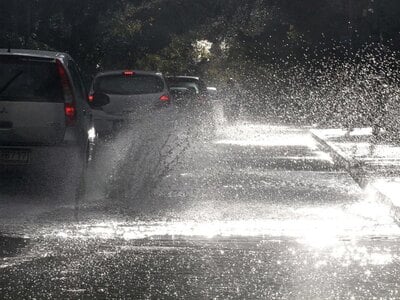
[1,0,400,124]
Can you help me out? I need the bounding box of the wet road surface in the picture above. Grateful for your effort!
[1,105,400,299]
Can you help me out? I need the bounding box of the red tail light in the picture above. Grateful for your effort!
[123,71,135,76]
[64,102,76,125]
[159,94,170,102]
[88,94,94,102]
[56,59,76,125]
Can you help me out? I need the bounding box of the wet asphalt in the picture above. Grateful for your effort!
[1,104,400,299]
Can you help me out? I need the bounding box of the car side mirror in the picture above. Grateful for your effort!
[90,92,110,107]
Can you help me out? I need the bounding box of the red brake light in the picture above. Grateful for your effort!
[56,60,76,125]
[123,71,135,76]
[64,102,76,125]
[56,60,73,100]
[160,94,170,102]
[88,94,94,102]
[57,60,66,78]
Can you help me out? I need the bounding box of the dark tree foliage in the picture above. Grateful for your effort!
[1,0,400,77]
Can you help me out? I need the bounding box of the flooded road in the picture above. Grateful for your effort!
[1,104,400,299]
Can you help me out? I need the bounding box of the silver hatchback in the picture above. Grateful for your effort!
[89,70,171,134]
[0,49,98,199]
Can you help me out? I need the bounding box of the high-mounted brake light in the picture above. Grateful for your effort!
[159,94,170,102]
[123,71,135,76]
[56,59,76,125]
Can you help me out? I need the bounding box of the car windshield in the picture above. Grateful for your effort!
[0,57,63,102]
[2,1,400,299]
[95,74,164,95]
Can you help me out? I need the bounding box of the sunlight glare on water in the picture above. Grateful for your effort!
[50,198,400,249]
[214,123,319,148]
[49,122,400,253]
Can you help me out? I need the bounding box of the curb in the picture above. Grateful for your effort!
[311,130,400,223]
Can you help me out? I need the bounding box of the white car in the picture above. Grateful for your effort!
[89,70,171,135]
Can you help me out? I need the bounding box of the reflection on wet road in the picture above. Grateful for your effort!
[1,105,400,298]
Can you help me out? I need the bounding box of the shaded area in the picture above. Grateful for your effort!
[0,235,29,258]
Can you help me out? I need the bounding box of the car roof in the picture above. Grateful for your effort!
[0,48,70,60]
[95,70,164,77]
[167,76,200,81]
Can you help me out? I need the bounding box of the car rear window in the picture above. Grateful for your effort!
[169,81,200,93]
[167,78,208,94]
[95,74,165,95]
[0,56,63,102]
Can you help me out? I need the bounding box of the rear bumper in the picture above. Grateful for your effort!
[0,144,81,167]
[92,105,172,135]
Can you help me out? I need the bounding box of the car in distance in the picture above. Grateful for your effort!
[169,86,197,107]
[0,49,97,198]
[89,70,171,134]
[166,75,210,107]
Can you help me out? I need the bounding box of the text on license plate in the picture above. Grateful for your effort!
[0,150,30,164]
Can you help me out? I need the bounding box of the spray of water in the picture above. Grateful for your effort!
[214,43,400,133]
